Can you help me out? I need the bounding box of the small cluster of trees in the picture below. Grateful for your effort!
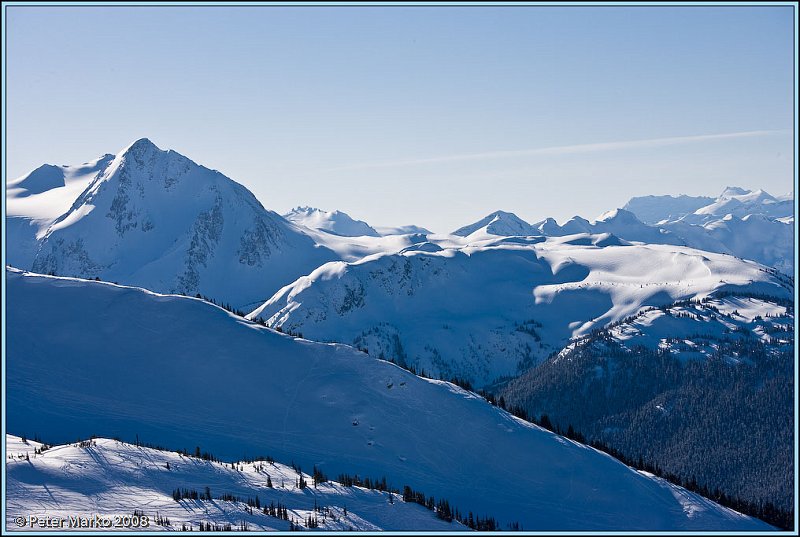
[181,446,219,462]
[312,465,328,487]
[263,501,290,520]
[154,512,171,527]
[197,521,231,531]
[401,485,500,529]
[271,324,304,338]
[193,293,246,317]
[172,486,212,502]
[337,473,392,492]
[172,488,199,501]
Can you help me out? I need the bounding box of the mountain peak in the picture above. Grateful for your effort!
[596,208,642,224]
[453,210,535,237]
[489,209,516,218]
[128,137,159,149]
[291,206,318,213]
[119,138,163,160]
[719,186,750,199]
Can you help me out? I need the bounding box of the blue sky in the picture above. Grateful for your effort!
[4,4,795,232]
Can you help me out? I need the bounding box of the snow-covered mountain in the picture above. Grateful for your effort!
[690,213,793,272]
[5,268,770,531]
[6,435,459,532]
[455,208,683,245]
[284,206,380,237]
[452,210,537,238]
[6,139,338,309]
[249,238,790,388]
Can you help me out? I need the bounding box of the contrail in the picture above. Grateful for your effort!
[332,130,787,171]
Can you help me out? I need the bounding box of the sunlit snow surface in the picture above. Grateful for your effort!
[5,435,457,532]
[251,238,790,388]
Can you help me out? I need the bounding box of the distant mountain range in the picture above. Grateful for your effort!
[5,139,794,530]
[624,186,793,225]
[8,139,792,307]
[451,186,793,274]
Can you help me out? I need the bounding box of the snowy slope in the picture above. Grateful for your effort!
[694,214,794,274]
[284,206,380,237]
[5,269,769,531]
[249,239,790,388]
[6,154,115,269]
[5,435,458,532]
[6,139,337,309]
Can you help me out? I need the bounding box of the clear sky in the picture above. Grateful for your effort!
[4,4,795,233]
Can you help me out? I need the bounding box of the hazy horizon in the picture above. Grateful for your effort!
[4,4,795,233]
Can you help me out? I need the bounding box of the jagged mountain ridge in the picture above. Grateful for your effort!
[623,187,793,225]
[452,187,793,273]
[5,269,770,531]
[284,206,381,237]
